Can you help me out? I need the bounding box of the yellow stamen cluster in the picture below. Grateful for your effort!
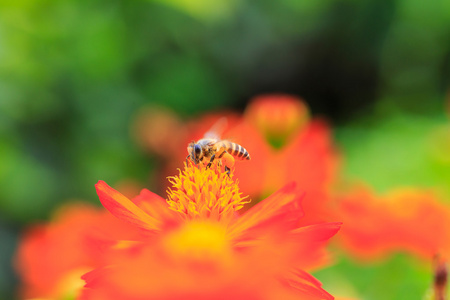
[167,163,250,223]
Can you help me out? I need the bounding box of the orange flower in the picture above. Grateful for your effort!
[14,203,144,300]
[81,163,341,300]
[134,96,339,225]
[141,95,339,226]
[244,94,310,149]
[336,185,450,260]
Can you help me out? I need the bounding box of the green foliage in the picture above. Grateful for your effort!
[314,254,431,299]
[336,108,450,198]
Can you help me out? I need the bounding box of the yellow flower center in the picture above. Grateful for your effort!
[163,220,232,265]
[166,163,250,224]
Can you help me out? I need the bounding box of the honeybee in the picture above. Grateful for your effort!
[186,119,250,174]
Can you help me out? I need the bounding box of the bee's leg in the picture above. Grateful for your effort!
[224,166,231,177]
[206,154,216,168]
[186,155,190,165]
[207,150,228,169]
[219,150,231,175]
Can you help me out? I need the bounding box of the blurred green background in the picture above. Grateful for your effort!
[1,0,450,299]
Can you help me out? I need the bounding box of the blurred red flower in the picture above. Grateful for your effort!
[80,164,341,300]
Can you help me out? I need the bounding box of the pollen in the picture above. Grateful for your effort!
[166,163,250,223]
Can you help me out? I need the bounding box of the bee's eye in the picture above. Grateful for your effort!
[194,145,201,154]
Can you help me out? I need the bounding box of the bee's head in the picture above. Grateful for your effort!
[187,142,202,164]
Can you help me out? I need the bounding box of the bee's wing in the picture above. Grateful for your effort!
[204,117,228,140]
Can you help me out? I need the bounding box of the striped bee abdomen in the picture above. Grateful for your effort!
[218,141,251,161]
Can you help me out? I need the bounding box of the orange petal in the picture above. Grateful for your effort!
[280,269,334,300]
[289,222,342,270]
[95,181,162,232]
[280,120,340,226]
[131,189,180,226]
[227,120,271,198]
[292,222,342,243]
[227,182,303,242]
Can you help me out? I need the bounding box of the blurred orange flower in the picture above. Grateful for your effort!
[132,105,188,159]
[336,185,450,260]
[229,95,339,225]
[80,164,341,300]
[14,203,144,300]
